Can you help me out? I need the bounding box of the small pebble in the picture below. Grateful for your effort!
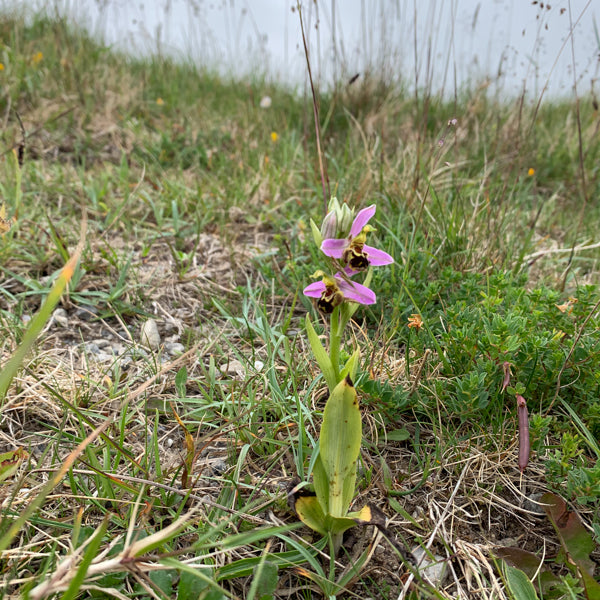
[112,343,126,355]
[95,352,114,363]
[119,356,132,368]
[523,492,547,516]
[165,342,185,355]
[211,459,227,475]
[221,359,245,378]
[140,319,161,350]
[53,308,69,327]
[83,342,101,355]
[411,546,447,587]
[74,305,99,321]
[91,338,110,349]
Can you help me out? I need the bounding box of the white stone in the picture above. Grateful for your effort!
[140,319,161,350]
[411,546,447,587]
[53,308,69,327]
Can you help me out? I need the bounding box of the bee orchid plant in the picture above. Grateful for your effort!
[297,198,393,553]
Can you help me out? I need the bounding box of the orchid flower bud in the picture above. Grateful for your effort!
[320,209,338,240]
[337,202,355,237]
[321,197,355,239]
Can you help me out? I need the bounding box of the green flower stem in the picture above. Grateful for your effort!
[328,532,340,584]
[329,306,342,384]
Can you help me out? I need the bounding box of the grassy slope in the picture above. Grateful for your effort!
[0,10,599,600]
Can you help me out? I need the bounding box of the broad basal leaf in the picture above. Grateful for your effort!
[319,375,362,518]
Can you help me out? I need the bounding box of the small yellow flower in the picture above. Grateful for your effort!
[0,63,4,71]
[528,167,535,176]
[32,51,43,65]
[156,97,164,106]
[270,131,278,143]
[407,313,423,330]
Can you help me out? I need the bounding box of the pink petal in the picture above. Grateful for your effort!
[337,278,376,305]
[303,281,326,298]
[363,244,393,266]
[350,204,376,237]
[321,238,347,258]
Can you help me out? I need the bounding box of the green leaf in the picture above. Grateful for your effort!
[339,349,360,382]
[149,569,174,596]
[503,565,539,600]
[160,559,226,599]
[325,504,385,536]
[323,515,359,536]
[319,375,362,517]
[201,591,228,600]
[305,314,337,392]
[542,492,600,600]
[542,493,595,574]
[251,561,278,600]
[175,366,188,398]
[495,547,543,579]
[215,524,303,551]
[0,448,28,483]
[386,429,410,442]
[294,494,327,536]
[178,568,211,600]
[312,453,329,517]
[214,538,328,580]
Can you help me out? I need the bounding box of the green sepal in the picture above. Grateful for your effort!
[310,219,322,248]
[319,375,362,517]
[305,314,337,392]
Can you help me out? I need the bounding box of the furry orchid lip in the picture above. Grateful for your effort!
[303,272,376,312]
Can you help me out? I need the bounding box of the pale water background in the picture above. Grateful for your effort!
[7,0,600,100]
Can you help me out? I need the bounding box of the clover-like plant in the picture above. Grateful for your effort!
[296,198,393,555]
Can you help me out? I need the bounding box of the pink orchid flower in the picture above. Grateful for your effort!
[304,272,376,313]
[320,204,393,271]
